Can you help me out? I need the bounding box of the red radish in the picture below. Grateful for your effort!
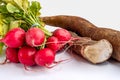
[18,46,37,66]
[46,36,60,52]
[6,47,19,63]
[0,28,25,48]
[35,48,55,67]
[26,27,45,47]
[53,28,71,42]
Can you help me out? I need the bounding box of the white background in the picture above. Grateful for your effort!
[0,0,120,80]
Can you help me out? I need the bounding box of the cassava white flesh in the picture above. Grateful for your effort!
[71,32,113,64]
[81,39,112,63]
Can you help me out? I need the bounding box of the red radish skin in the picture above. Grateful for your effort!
[53,29,71,42]
[18,46,37,66]
[46,36,60,52]
[35,48,55,67]
[26,27,45,47]
[0,28,25,48]
[6,47,19,63]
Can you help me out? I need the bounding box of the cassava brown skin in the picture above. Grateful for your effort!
[41,15,120,61]
[70,32,112,64]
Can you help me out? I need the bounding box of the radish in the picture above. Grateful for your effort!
[26,27,45,47]
[18,46,37,66]
[53,29,71,42]
[0,28,25,48]
[6,47,19,63]
[46,36,60,52]
[35,48,55,67]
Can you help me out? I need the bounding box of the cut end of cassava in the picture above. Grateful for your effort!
[82,39,113,64]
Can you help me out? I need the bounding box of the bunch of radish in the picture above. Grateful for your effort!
[0,27,72,68]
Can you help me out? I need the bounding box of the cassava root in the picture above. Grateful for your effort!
[41,15,120,61]
[70,32,112,64]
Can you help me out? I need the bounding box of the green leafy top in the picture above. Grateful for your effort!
[0,0,51,35]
